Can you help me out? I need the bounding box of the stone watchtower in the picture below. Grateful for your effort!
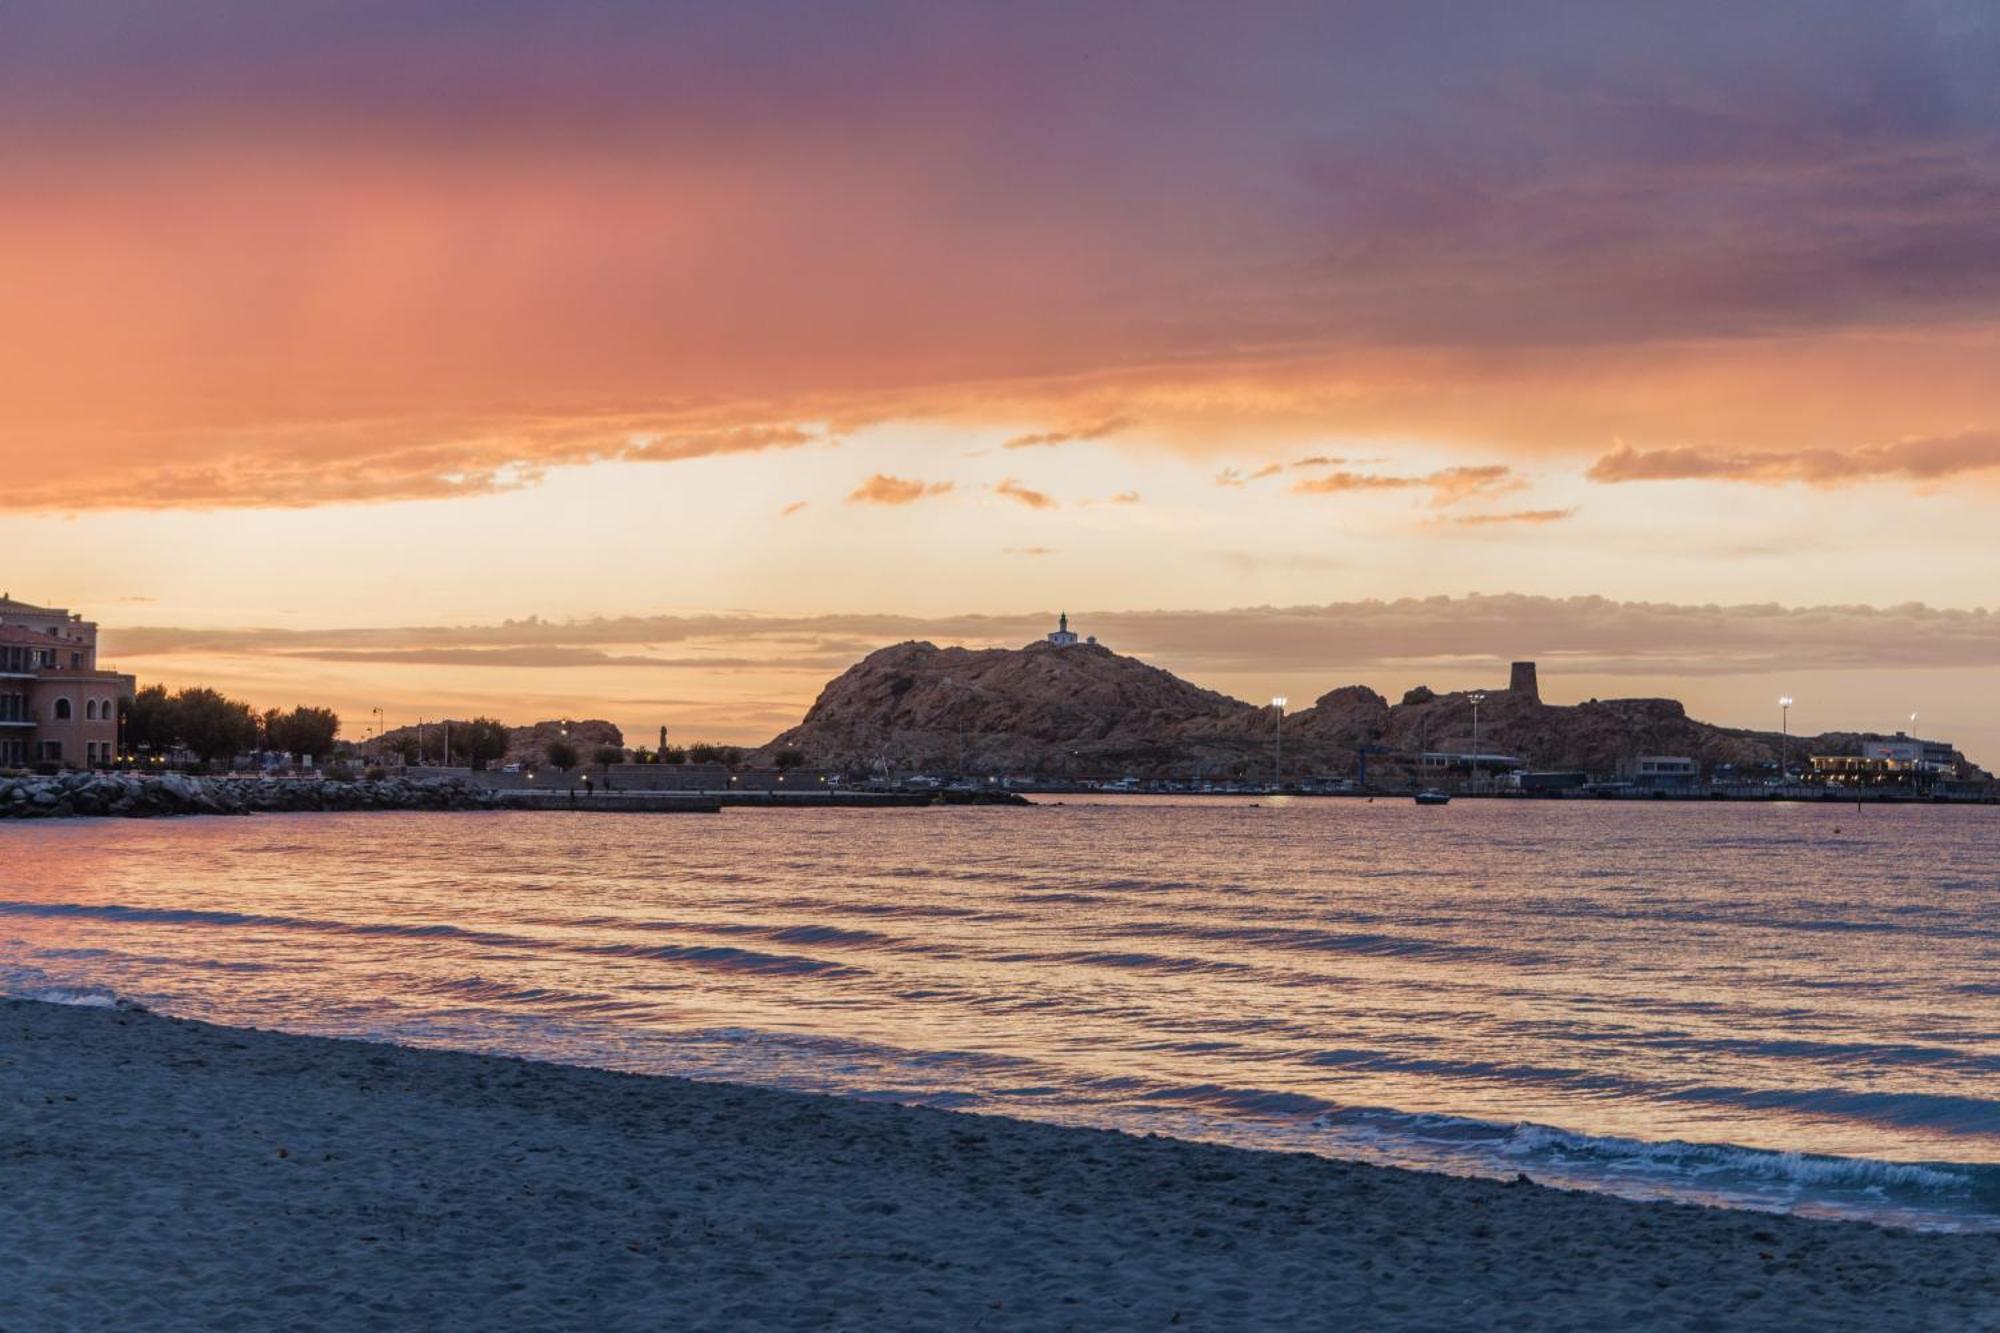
[1508,661,1540,702]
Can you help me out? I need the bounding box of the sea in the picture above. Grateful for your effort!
[3,796,1996,1231]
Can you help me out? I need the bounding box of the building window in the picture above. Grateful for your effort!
[53,697,72,721]
[39,740,61,762]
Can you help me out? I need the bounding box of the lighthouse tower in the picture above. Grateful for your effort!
[1047,612,1080,647]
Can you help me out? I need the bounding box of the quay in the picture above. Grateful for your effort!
[493,788,1028,813]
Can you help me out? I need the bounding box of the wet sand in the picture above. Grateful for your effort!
[2,998,1994,1330]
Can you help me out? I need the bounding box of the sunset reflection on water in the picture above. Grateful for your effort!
[4,797,1997,1227]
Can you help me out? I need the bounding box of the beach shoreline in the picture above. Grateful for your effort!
[3,998,1994,1330]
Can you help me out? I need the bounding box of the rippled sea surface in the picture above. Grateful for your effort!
[4,797,1997,1229]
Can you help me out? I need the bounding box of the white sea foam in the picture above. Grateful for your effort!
[20,986,121,1009]
[1494,1121,1976,1192]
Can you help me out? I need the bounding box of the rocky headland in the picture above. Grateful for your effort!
[762,639,1973,782]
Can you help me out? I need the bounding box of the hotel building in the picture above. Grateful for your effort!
[0,596,137,768]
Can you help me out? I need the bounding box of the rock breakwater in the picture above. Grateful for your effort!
[0,771,495,820]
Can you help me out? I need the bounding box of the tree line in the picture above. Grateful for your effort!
[383,718,511,769]
[122,686,341,769]
[109,690,793,775]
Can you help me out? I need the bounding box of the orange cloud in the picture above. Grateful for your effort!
[993,477,1057,510]
[1588,432,2000,487]
[5,7,1999,517]
[1003,417,1133,449]
[0,409,825,511]
[847,474,953,505]
[1293,465,1520,508]
[1453,508,1578,526]
[778,500,809,517]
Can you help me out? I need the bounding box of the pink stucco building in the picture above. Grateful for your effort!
[0,596,137,768]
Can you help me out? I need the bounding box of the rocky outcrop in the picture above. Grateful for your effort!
[1285,686,1393,751]
[762,640,1271,778]
[760,640,1971,782]
[1365,689,1805,778]
[0,771,496,819]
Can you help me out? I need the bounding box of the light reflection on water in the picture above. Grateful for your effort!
[4,797,1997,1229]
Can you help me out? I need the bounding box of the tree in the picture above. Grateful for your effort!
[688,743,742,766]
[593,744,626,769]
[543,740,579,772]
[774,748,807,770]
[660,745,687,765]
[290,707,340,761]
[264,706,340,762]
[460,717,510,770]
[171,687,259,771]
[123,684,173,755]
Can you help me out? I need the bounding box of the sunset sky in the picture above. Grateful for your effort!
[6,2,2000,755]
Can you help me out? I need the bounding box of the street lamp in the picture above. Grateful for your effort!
[1778,696,1793,785]
[1468,691,1487,794]
[1909,711,1921,793]
[1271,697,1287,791]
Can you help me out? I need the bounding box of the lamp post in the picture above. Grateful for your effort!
[1778,696,1793,788]
[1468,691,1487,794]
[1271,697,1287,791]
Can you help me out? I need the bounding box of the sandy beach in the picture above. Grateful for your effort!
[1,999,1993,1331]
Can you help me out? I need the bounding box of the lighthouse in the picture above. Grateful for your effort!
[1047,612,1080,647]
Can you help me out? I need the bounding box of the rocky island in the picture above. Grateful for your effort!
[761,638,1980,784]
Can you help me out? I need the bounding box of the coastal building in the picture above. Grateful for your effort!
[1811,755,1899,786]
[1419,750,1525,776]
[0,595,137,768]
[1862,733,1957,772]
[1630,755,1699,789]
[1511,770,1589,793]
[1045,613,1097,648]
[1507,661,1541,702]
[1812,732,1963,788]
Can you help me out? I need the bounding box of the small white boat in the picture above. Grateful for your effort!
[1414,789,1452,806]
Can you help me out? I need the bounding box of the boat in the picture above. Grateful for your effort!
[1414,789,1452,805]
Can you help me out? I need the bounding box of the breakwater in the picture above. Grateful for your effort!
[0,771,495,819]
